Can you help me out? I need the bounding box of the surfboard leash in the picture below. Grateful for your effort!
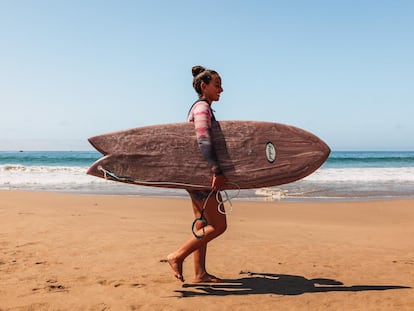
[191,188,237,239]
[191,189,215,240]
[99,165,212,189]
[97,166,239,239]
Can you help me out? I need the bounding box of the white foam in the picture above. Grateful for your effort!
[0,165,108,188]
[2,165,414,196]
[305,167,414,182]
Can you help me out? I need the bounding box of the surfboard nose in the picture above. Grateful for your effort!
[320,139,331,160]
[312,136,330,167]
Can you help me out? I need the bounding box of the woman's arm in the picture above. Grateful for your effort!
[191,102,223,175]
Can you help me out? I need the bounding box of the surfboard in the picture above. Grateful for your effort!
[87,121,330,190]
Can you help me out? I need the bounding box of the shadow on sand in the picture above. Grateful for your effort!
[175,271,410,298]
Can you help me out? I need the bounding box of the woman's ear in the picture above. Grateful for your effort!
[200,81,206,91]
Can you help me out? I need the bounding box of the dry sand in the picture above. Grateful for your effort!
[0,190,413,310]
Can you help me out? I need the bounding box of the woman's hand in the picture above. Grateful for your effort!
[211,174,227,191]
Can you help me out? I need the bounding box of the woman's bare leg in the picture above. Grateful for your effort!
[191,200,208,279]
[167,193,226,282]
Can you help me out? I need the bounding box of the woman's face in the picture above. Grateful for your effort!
[202,74,223,103]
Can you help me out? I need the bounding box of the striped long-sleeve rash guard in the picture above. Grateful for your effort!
[188,101,223,175]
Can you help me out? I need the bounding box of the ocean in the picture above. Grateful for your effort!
[1,151,414,201]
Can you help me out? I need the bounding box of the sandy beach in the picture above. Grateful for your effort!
[0,190,413,310]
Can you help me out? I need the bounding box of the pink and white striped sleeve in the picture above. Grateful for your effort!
[188,101,222,175]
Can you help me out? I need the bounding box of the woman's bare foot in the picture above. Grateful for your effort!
[193,273,222,283]
[167,253,184,282]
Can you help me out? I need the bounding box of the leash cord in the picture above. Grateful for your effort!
[97,166,240,239]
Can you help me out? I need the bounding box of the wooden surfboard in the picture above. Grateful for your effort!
[87,121,330,190]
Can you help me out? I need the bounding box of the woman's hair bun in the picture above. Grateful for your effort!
[192,65,206,77]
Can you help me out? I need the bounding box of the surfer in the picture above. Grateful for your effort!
[167,66,227,283]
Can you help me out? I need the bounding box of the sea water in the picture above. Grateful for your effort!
[1,151,414,201]
[276,151,414,201]
[0,151,182,197]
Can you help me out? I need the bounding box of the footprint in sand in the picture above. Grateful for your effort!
[32,279,68,293]
[16,241,39,248]
[35,261,47,265]
[98,279,145,288]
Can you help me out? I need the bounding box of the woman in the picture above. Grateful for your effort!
[167,66,227,283]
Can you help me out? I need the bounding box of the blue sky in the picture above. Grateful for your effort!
[1,0,413,151]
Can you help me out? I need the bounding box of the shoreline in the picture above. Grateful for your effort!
[3,150,414,202]
[1,190,413,310]
[6,188,414,203]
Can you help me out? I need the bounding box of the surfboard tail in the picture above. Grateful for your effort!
[88,136,108,155]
